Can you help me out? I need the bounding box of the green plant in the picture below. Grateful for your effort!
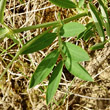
[0,0,110,104]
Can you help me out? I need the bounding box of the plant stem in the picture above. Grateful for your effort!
[13,21,59,33]
[63,12,87,23]
[0,51,20,79]
[57,25,66,61]
[57,12,67,61]
[13,12,87,33]
[57,26,62,52]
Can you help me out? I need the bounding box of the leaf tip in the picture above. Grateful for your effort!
[46,98,49,105]
[29,82,33,89]
[46,92,50,105]
[28,75,35,89]
[89,77,94,82]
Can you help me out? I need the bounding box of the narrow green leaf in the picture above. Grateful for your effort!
[65,60,93,81]
[77,22,94,40]
[98,0,110,37]
[89,3,105,42]
[90,42,106,50]
[49,0,76,8]
[61,22,86,37]
[46,61,63,104]
[29,49,59,88]
[86,22,95,29]
[21,33,57,54]
[78,0,85,8]
[0,0,6,23]
[62,42,89,62]
[77,29,94,41]
[83,29,94,41]
[83,22,95,41]
[77,31,84,39]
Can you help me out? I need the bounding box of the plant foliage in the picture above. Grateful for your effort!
[62,42,89,62]
[89,3,105,42]
[29,49,59,88]
[1,0,110,105]
[49,0,76,8]
[0,0,6,23]
[61,22,86,37]
[46,61,63,104]
[21,33,57,54]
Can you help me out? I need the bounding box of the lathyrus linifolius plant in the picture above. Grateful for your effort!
[0,0,109,104]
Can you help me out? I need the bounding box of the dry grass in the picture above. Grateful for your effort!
[1,0,110,110]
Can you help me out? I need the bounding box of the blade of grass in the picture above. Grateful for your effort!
[98,0,110,37]
[0,51,20,79]
[89,3,105,42]
[0,0,6,23]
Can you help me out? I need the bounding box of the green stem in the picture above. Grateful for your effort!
[0,43,16,55]
[57,26,66,61]
[13,12,87,33]
[13,21,59,33]
[63,12,87,23]
[57,26,62,51]
[0,51,20,79]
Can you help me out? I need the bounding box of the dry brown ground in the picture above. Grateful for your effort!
[0,0,110,110]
